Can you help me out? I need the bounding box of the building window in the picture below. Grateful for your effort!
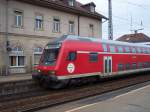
[53,18,60,32]
[34,47,43,65]
[9,46,25,67]
[89,53,98,62]
[69,21,75,34]
[90,5,95,13]
[142,48,146,53]
[89,24,94,37]
[14,10,23,27]
[35,15,43,30]
[68,0,75,6]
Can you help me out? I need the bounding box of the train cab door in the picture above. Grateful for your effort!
[103,56,112,74]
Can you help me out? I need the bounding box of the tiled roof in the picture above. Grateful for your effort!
[15,0,107,20]
[117,33,150,43]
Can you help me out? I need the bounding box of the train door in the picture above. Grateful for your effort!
[103,56,112,74]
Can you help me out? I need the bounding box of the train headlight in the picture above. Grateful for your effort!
[38,70,41,73]
[33,68,41,74]
[49,71,55,75]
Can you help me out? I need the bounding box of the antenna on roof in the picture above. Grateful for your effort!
[130,15,133,34]
[130,20,144,34]
[108,0,113,40]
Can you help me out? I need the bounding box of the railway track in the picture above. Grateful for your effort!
[1,73,150,112]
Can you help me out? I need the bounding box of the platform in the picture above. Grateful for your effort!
[37,81,150,112]
[0,74,32,83]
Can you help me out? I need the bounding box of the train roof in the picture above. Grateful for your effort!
[49,35,150,48]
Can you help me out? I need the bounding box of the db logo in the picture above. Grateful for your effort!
[67,63,75,73]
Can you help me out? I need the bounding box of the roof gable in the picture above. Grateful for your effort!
[15,0,107,20]
[117,33,150,43]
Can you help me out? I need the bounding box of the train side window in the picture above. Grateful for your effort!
[118,64,123,71]
[110,45,115,53]
[146,48,149,54]
[148,62,150,67]
[125,47,130,53]
[118,46,123,53]
[89,53,98,62]
[144,62,149,68]
[138,63,143,69]
[102,44,108,52]
[67,52,76,61]
[142,48,146,53]
[132,63,136,69]
[132,47,136,53]
[137,48,141,53]
[126,64,130,70]
[148,49,150,54]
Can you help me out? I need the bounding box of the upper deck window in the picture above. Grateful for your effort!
[102,44,108,52]
[118,46,123,53]
[149,49,150,54]
[142,48,146,53]
[109,45,115,53]
[146,48,149,54]
[125,47,130,53]
[137,48,142,53]
[131,47,136,53]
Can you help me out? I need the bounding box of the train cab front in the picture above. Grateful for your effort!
[32,42,61,86]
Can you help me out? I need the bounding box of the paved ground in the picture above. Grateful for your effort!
[37,81,150,112]
[0,74,32,83]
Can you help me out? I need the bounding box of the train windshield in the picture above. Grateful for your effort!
[40,49,59,66]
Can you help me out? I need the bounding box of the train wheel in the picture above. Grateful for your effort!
[48,80,69,89]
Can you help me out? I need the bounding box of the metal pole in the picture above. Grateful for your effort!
[5,0,9,75]
[108,0,113,40]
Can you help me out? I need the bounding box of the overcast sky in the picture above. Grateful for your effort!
[79,0,150,40]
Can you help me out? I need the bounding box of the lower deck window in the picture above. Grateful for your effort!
[126,64,130,70]
[144,62,150,68]
[132,63,136,69]
[138,63,143,69]
[118,64,123,71]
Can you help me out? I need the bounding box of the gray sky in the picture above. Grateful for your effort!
[79,0,150,40]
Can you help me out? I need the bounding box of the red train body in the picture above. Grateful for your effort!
[32,35,150,88]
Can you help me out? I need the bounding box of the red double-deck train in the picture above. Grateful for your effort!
[32,35,150,89]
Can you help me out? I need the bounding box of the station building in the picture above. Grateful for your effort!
[0,0,106,75]
[117,33,150,43]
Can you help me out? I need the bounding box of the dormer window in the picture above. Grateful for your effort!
[81,2,96,13]
[90,5,95,13]
[68,0,75,7]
